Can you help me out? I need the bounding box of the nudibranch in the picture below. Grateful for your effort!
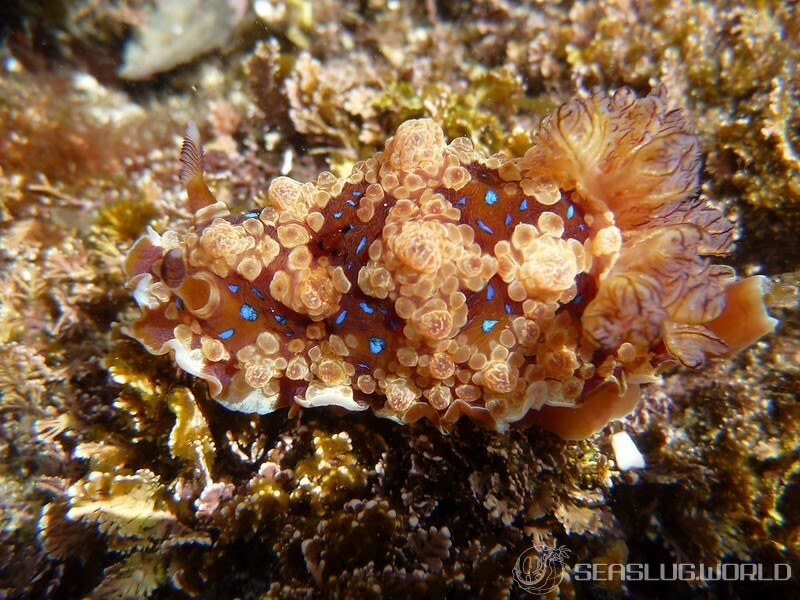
[125,88,777,440]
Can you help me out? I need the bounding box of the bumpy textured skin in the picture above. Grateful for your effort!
[125,88,776,439]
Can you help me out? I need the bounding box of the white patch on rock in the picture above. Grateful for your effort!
[611,431,645,471]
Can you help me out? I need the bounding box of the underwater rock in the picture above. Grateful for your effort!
[117,0,248,80]
[125,88,777,439]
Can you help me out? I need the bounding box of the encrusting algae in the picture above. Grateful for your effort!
[125,87,777,440]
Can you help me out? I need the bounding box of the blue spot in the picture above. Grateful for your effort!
[335,310,348,325]
[218,328,235,340]
[285,331,294,337]
[274,314,287,325]
[346,262,353,270]
[566,204,575,219]
[240,304,258,321]
[352,190,363,197]
[346,199,357,206]
[388,319,398,330]
[359,302,374,314]
[504,303,513,314]
[333,210,343,218]
[578,223,587,232]
[520,198,528,211]
[356,236,368,254]
[573,294,584,304]
[369,337,386,354]
[482,319,499,333]
[244,210,261,219]
[456,196,467,206]
[358,362,369,369]
[251,287,265,300]
[476,219,494,235]
[175,297,184,311]
[486,284,495,301]
[484,189,498,205]
[505,213,512,226]
[228,283,240,293]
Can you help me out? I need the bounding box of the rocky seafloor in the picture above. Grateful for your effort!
[0,1,798,598]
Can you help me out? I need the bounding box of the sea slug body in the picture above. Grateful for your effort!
[125,88,777,439]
